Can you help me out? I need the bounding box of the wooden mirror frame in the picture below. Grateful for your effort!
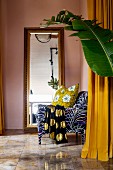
[24,27,65,132]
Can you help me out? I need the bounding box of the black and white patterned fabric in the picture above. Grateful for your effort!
[36,104,47,144]
[36,91,88,144]
[73,91,88,109]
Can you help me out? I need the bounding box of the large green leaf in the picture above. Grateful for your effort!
[41,10,113,76]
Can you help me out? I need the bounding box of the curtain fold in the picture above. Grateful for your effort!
[0,0,4,135]
[81,0,113,161]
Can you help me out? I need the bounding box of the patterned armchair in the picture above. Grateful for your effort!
[36,91,88,145]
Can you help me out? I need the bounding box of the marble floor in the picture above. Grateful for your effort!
[0,132,113,170]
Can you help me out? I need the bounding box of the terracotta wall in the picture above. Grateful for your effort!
[1,0,88,129]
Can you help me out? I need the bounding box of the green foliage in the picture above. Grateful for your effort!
[48,78,59,90]
[41,10,113,77]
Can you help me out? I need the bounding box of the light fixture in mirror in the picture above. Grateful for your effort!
[35,33,51,43]
[24,27,65,132]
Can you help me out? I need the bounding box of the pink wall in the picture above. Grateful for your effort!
[1,0,8,128]
[80,0,88,91]
[2,0,88,129]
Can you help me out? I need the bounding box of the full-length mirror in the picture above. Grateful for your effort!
[24,27,65,131]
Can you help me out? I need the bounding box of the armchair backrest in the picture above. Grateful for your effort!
[37,91,88,114]
[73,91,88,109]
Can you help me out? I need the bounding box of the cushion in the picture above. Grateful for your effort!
[52,84,79,108]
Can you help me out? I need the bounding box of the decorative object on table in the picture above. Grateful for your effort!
[41,10,113,77]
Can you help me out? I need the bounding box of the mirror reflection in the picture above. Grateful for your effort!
[24,27,65,131]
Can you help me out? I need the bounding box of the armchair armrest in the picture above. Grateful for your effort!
[36,104,47,120]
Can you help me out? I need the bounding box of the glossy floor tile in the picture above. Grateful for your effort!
[0,133,113,170]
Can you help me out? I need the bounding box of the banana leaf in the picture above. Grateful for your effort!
[41,10,113,77]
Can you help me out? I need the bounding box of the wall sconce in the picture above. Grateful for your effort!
[49,47,58,79]
[35,34,51,43]
[48,47,59,90]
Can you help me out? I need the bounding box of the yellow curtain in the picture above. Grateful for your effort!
[0,0,4,135]
[81,0,113,161]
